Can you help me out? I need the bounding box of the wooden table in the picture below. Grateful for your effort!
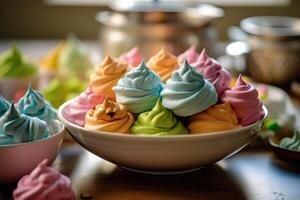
[1,143,300,200]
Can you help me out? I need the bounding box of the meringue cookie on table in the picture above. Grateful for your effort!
[89,55,128,101]
[0,95,10,117]
[192,49,231,96]
[0,103,49,144]
[85,97,134,133]
[189,102,240,134]
[13,159,74,200]
[63,87,105,126]
[131,99,188,136]
[161,59,218,117]
[113,60,164,114]
[147,48,178,82]
[178,45,199,65]
[221,75,265,126]
[18,85,57,123]
[119,47,143,68]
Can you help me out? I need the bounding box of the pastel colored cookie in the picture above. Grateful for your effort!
[13,159,74,200]
[147,48,178,82]
[192,49,231,96]
[0,103,49,144]
[161,60,218,117]
[18,85,57,123]
[85,98,134,133]
[131,99,188,135]
[220,75,265,126]
[63,87,105,126]
[113,60,163,114]
[188,102,240,134]
[178,45,199,65]
[119,47,143,68]
[280,129,300,151]
[89,55,127,100]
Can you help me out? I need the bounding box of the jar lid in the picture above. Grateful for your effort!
[240,16,300,39]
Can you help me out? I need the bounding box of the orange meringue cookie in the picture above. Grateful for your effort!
[89,55,127,100]
[85,97,134,133]
[147,48,178,82]
[188,102,240,134]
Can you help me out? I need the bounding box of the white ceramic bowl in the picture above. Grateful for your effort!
[58,100,267,174]
[0,120,65,183]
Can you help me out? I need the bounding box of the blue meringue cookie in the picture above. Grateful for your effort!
[161,59,218,117]
[0,95,10,117]
[0,103,49,144]
[18,85,57,122]
[113,60,164,114]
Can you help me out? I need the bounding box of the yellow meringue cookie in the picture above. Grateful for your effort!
[89,55,128,100]
[147,48,178,82]
[40,42,66,72]
[85,97,134,133]
[188,102,240,134]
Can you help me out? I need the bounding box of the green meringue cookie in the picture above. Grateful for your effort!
[280,129,300,151]
[58,34,92,79]
[0,45,37,78]
[131,99,188,136]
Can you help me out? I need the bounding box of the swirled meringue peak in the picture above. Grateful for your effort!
[280,129,300,151]
[0,95,10,117]
[178,45,199,65]
[85,97,134,133]
[193,49,231,96]
[89,55,127,100]
[63,87,105,126]
[13,159,74,200]
[147,48,178,82]
[18,85,57,123]
[189,102,240,134]
[113,60,163,114]
[0,103,49,144]
[221,75,265,126]
[131,99,188,136]
[119,47,143,68]
[161,60,218,117]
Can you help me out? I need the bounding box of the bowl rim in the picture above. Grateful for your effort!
[0,120,65,148]
[58,99,268,139]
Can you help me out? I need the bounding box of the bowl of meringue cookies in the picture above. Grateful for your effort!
[0,85,65,183]
[58,46,267,174]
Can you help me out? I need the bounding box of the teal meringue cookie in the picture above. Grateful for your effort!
[113,60,164,114]
[0,103,49,144]
[18,85,57,122]
[280,129,300,151]
[0,95,10,117]
[161,59,218,117]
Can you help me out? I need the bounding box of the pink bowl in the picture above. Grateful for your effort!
[0,120,65,184]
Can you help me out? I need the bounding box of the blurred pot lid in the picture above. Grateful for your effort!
[240,16,300,39]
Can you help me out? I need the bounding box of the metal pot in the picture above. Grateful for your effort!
[96,0,224,58]
[241,16,300,86]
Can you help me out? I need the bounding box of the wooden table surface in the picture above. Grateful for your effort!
[1,142,300,200]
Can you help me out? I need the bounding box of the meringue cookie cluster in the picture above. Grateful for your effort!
[63,46,265,135]
[0,85,57,145]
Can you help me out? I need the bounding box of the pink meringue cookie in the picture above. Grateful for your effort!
[63,87,105,126]
[220,75,265,126]
[178,45,199,65]
[13,159,74,200]
[119,47,143,67]
[192,49,231,96]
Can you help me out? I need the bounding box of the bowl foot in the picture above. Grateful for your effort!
[120,166,204,175]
